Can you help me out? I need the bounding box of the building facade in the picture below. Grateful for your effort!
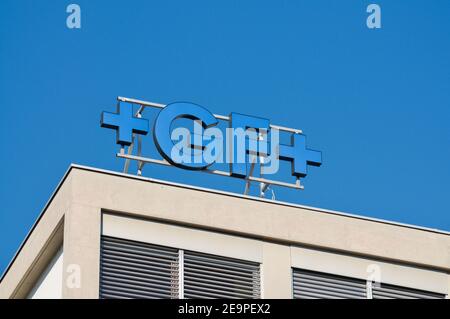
[0,164,449,299]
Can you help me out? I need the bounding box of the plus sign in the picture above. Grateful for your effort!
[101,103,149,146]
[279,133,322,178]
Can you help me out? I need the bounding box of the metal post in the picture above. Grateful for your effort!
[135,112,144,176]
[137,134,144,176]
[178,250,184,299]
[244,157,257,195]
[123,104,145,175]
[366,280,373,299]
[123,136,134,174]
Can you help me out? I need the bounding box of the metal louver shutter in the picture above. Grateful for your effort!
[183,250,260,299]
[100,236,179,299]
[372,283,445,299]
[293,269,367,299]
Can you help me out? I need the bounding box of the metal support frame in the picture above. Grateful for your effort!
[243,133,279,199]
[116,96,305,194]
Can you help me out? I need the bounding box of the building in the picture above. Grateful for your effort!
[0,164,449,299]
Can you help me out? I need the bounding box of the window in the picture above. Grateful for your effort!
[100,236,179,299]
[183,250,260,298]
[292,268,446,299]
[293,268,367,299]
[100,236,260,299]
[372,282,445,299]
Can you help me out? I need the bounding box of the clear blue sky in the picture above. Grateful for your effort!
[1,1,449,275]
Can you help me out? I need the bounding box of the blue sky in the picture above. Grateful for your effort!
[0,1,449,275]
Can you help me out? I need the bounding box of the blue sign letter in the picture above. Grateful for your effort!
[153,102,219,170]
[279,134,322,177]
[229,113,270,178]
[100,103,149,146]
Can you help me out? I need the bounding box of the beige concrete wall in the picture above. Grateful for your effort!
[0,173,71,299]
[62,203,101,299]
[261,243,292,298]
[69,168,450,272]
[103,213,263,263]
[1,165,449,298]
[103,212,448,296]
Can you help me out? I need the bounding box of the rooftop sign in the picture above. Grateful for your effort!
[101,97,321,197]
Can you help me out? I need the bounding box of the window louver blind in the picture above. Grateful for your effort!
[100,236,179,299]
[372,283,445,299]
[292,269,367,299]
[183,250,260,299]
